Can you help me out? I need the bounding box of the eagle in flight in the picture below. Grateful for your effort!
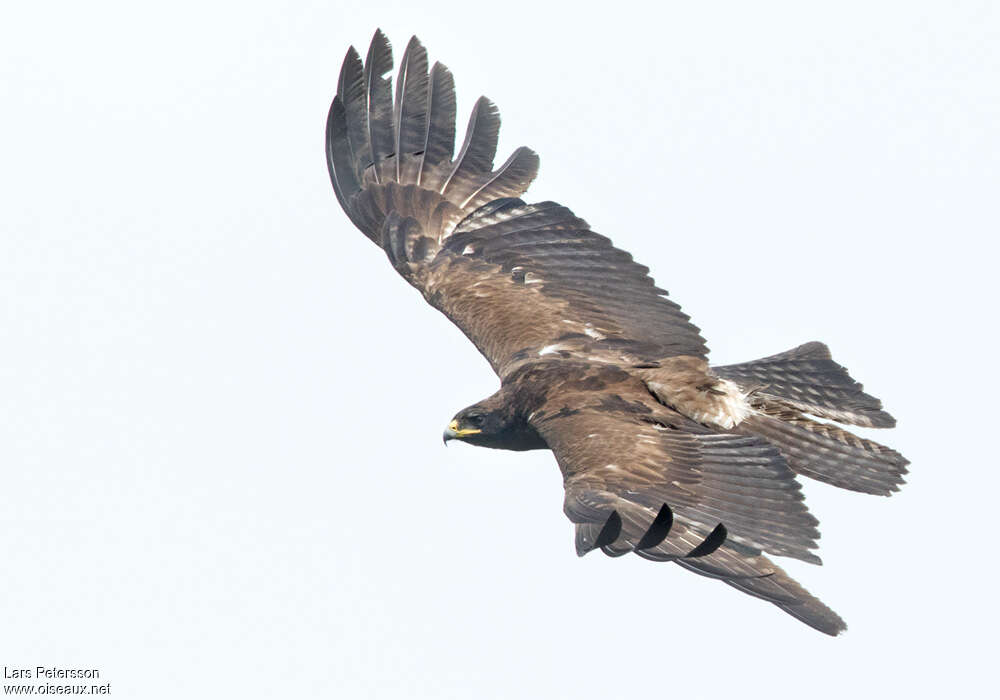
[326,31,907,635]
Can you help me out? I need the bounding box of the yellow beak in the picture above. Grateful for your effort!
[443,419,482,443]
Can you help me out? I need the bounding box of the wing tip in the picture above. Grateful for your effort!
[369,28,391,56]
[331,32,541,241]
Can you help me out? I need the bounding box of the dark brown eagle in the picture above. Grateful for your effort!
[326,31,907,635]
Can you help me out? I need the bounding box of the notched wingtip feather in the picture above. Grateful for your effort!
[405,34,424,52]
[370,28,391,56]
[338,46,362,98]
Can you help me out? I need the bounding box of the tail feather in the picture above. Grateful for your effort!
[715,341,895,428]
[715,342,908,495]
[740,410,908,496]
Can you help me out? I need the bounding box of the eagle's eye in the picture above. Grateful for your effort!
[464,413,485,427]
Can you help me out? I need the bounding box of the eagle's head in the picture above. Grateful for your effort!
[443,404,511,448]
[443,393,546,451]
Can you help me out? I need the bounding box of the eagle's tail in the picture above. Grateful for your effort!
[326,30,539,247]
[714,342,908,496]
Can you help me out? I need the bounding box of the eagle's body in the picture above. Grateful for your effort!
[326,31,908,635]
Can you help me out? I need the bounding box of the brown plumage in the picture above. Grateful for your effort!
[326,31,908,636]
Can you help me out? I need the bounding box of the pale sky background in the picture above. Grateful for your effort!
[2,1,998,698]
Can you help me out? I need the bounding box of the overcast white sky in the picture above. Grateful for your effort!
[2,1,998,697]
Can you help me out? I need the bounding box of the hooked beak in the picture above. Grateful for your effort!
[443,419,480,445]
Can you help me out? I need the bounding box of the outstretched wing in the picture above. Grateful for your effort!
[527,368,845,636]
[327,32,706,377]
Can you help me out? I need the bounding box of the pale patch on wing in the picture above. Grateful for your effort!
[647,377,752,430]
[539,343,569,356]
[712,378,753,428]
